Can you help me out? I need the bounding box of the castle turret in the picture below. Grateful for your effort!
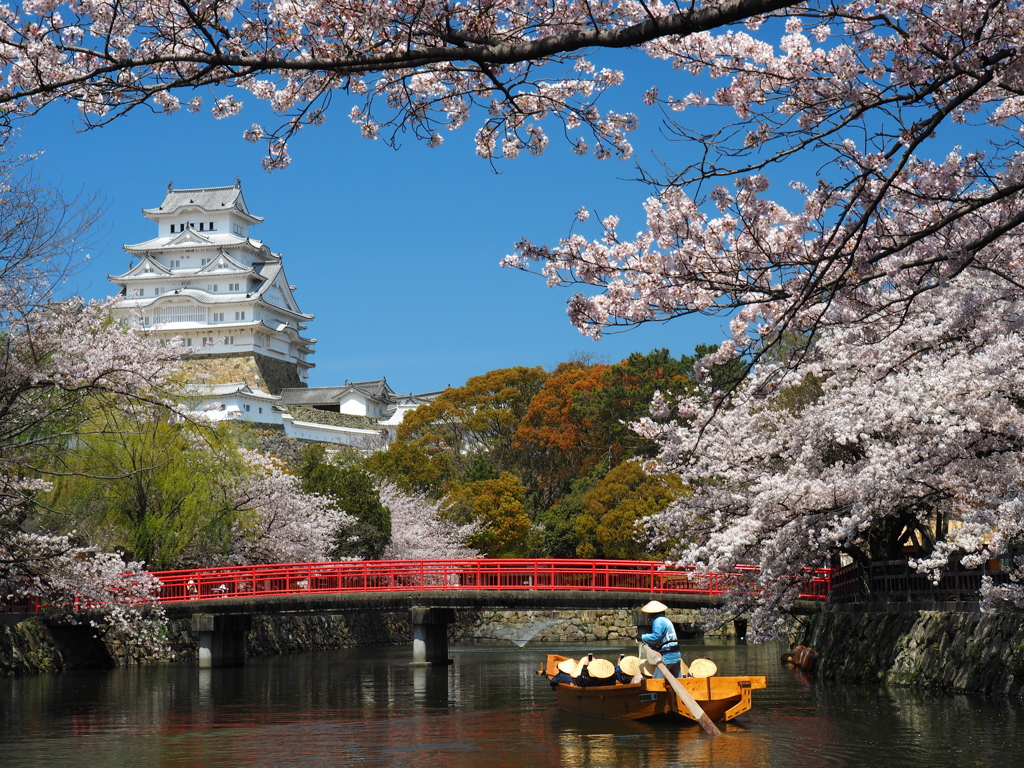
[110,182,315,390]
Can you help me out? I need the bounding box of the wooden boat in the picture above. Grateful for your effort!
[541,654,767,724]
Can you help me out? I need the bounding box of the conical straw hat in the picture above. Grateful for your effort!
[556,658,576,675]
[689,658,718,678]
[588,658,616,680]
[641,600,668,613]
[618,655,641,678]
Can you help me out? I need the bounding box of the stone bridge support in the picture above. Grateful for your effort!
[410,607,454,667]
[193,613,251,668]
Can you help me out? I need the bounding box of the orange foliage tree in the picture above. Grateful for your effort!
[512,362,611,505]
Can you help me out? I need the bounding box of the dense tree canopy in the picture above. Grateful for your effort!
[373,349,703,559]
[443,472,533,557]
[575,460,687,560]
[6,0,1024,630]
[512,362,611,503]
[298,444,391,560]
[397,366,550,479]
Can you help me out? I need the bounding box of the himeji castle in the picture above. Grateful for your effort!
[110,181,315,389]
[111,183,440,449]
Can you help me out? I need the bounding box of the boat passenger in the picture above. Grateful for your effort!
[638,600,682,678]
[615,655,643,684]
[573,656,617,687]
[549,658,576,688]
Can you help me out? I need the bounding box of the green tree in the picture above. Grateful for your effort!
[533,464,607,558]
[298,444,390,560]
[577,349,696,460]
[397,366,549,479]
[43,413,247,569]
[573,461,687,560]
[443,473,532,557]
[363,439,451,495]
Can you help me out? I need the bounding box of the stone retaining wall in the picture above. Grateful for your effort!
[451,608,710,646]
[179,352,304,395]
[0,617,160,675]
[810,606,1024,697]
[1,607,713,676]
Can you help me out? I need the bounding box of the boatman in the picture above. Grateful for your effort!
[638,600,682,678]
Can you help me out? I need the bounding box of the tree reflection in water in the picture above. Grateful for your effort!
[0,640,1021,768]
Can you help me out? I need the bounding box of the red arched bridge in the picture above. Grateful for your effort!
[152,558,832,605]
[148,559,830,668]
[4,559,832,669]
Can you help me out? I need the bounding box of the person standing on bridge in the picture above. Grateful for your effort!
[638,600,682,678]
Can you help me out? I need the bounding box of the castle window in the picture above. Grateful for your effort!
[209,222,215,230]
[229,282,239,291]
[199,223,205,231]
[186,338,192,347]
[170,224,175,233]
[244,404,251,412]
[235,311,246,321]
[201,258,209,266]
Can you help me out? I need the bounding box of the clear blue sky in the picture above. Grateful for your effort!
[21,56,730,395]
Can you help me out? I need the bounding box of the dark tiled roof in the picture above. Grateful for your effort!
[279,379,394,406]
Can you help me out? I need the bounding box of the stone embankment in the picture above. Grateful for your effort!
[453,608,709,646]
[810,605,1024,697]
[1,607,715,676]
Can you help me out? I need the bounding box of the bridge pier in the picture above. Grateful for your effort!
[193,613,251,668]
[734,618,748,641]
[410,607,454,667]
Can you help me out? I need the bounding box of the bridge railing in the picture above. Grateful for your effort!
[827,559,1007,604]
[150,559,833,604]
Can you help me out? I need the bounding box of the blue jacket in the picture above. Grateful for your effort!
[641,615,681,664]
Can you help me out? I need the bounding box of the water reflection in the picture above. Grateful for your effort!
[1,640,1021,768]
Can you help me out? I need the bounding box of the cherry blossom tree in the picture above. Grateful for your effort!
[229,449,355,564]
[1,158,185,649]
[638,269,1024,637]
[378,481,478,560]
[1,1,1021,356]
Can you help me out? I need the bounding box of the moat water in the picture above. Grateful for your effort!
[1,639,1020,767]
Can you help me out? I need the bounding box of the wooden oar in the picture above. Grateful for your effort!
[640,643,721,736]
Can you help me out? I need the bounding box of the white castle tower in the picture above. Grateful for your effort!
[110,182,315,389]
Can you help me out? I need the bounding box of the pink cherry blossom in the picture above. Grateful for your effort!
[378,481,478,560]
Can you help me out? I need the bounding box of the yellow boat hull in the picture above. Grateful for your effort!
[543,654,767,723]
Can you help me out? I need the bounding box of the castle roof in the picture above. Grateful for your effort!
[143,183,263,224]
[279,379,398,407]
